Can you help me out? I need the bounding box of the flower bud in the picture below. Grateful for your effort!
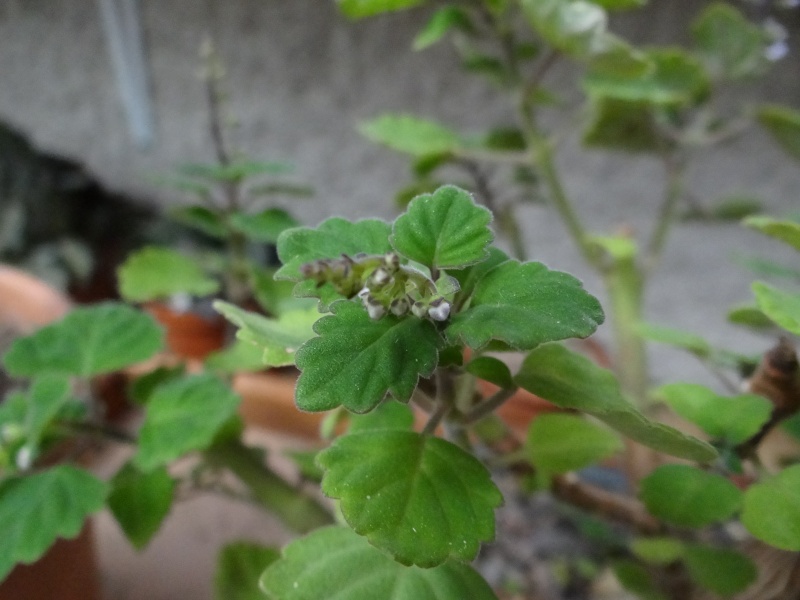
[411,301,428,319]
[370,268,391,287]
[15,445,33,471]
[390,297,409,316]
[428,298,451,321]
[366,302,387,320]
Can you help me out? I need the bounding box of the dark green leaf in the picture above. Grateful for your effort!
[683,545,757,597]
[359,114,461,157]
[527,413,622,475]
[451,246,510,302]
[260,526,498,600]
[744,215,800,252]
[705,196,763,221]
[741,464,800,550]
[215,542,279,600]
[134,374,242,471]
[466,356,514,389]
[4,303,163,378]
[391,185,493,270]
[348,401,415,433]
[317,431,503,567]
[108,462,175,550]
[229,209,300,244]
[657,383,772,444]
[639,464,742,527]
[169,206,227,238]
[447,261,604,350]
[117,246,220,302]
[413,6,475,50]
[0,466,107,581]
[727,304,774,329]
[583,97,661,152]
[612,560,669,600]
[294,302,441,413]
[759,105,800,162]
[752,281,800,335]
[515,344,717,461]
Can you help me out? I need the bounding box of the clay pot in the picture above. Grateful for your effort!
[144,302,227,360]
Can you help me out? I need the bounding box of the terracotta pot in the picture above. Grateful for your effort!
[144,302,227,360]
[0,265,72,332]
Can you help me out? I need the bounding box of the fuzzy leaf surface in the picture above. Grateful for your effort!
[134,374,242,471]
[446,261,604,350]
[744,215,800,252]
[640,465,742,527]
[117,246,220,301]
[316,431,503,567]
[0,465,107,581]
[752,281,800,335]
[108,462,176,550]
[391,186,493,270]
[515,344,717,462]
[359,114,461,157]
[215,542,280,600]
[295,302,441,413]
[260,526,498,600]
[741,464,800,550]
[4,302,163,378]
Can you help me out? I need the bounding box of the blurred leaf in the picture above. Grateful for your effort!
[727,304,774,329]
[466,356,514,389]
[247,182,313,198]
[527,413,623,475]
[128,365,186,405]
[118,246,220,302]
[23,376,71,449]
[359,114,462,157]
[521,0,616,58]
[215,542,279,600]
[108,463,175,550]
[683,545,757,597]
[593,0,645,8]
[759,105,800,162]
[744,215,800,252]
[752,281,800,335]
[515,344,717,462]
[741,464,800,550]
[631,537,685,565]
[317,431,503,566]
[640,464,742,527]
[703,196,764,221]
[249,267,310,317]
[205,339,269,374]
[177,160,293,183]
[736,255,800,280]
[783,412,800,441]
[636,322,711,357]
[482,128,527,151]
[229,209,300,244]
[260,526,498,600]
[583,97,661,152]
[612,559,669,600]
[347,401,415,433]
[413,6,475,50]
[337,0,423,18]
[169,206,227,239]
[4,303,163,378]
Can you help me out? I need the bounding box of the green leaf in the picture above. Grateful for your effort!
[630,537,685,565]
[683,545,757,597]
[177,160,293,183]
[24,375,71,447]
[741,464,800,550]
[515,344,717,462]
[0,465,107,581]
[229,209,300,244]
[584,49,709,107]
[527,413,623,475]
[107,462,176,550]
[337,0,422,18]
[316,431,503,567]
[521,0,615,58]
[635,322,712,357]
[466,356,514,389]
[215,542,279,600]
[295,302,441,413]
[117,246,220,302]
[260,526,498,600]
[413,6,474,51]
[639,464,742,528]
[583,97,661,152]
[744,215,800,252]
[359,114,461,157]
[727,304,774,329]
[214,301,318,367]
[446,261,604,350]
[4,303,163,378]
[657,383,772,444]
[759,105,800,162]
[134,374,242,472]
[612,560,669,600]
[692,3,769,80]
[752,281,800,334]
[391,186,493,270]
[169,206,227,238]
[593,0,645,8]
[451,247,510,301]
[275,217,392,285]
[348,401,415,433]
[128,365,186,405]
[205,339,269,374]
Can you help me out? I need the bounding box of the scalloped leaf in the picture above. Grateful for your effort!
[359,114,461,157]
[216,542,280,600]
[316,431,503,567]
[0,466,107,581]
[446,261,604,350]
[515,344,717,462]
[657,383,772,444]
[117,246,220,302]
[744,215,800,252]
[3,303,163,378]
[295,302,441,413]
[214,301,318,367]
[134,374,242,472]
[639,465,742,528]
[527,413,623,475]
[752,281,800,335]
[229,208,300,244]
[107,462,176,550]
[391,186,493,271]
[260,526,498,600]
[741,464,800,550]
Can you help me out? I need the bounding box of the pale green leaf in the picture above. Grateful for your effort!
[359,114,461,157]
[294,302,441,413]
[741,464,800,550]
[317,431,503,567]
[391,185,493,270]
[744,215,800,252]
[413,6,475,51]
[3,303,163,378]
[117,246,220,302]
[639,465,742,527]
[636,322,712,357]
[260,526,498,600]
[521,0,615,57]
[630,537,685,565]
[215,542,279,600]
[337,0,422,18]
[205,339,271,374]
[752,281,800,334]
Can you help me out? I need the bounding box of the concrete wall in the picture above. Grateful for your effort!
[1,0,799,386]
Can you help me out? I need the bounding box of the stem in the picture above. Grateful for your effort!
[422,401,450,435]
[204,438,334,533]
[461,387,518,425]
[645,154,685,274]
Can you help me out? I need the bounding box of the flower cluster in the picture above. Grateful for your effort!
[300,253,453,322]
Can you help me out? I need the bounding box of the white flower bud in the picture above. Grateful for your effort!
[357,287,370,299]
[428,299,451,321]
[15,445,33,471]
[390,297,409,316]
[371,268,391,287]
[366,302,387,320]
